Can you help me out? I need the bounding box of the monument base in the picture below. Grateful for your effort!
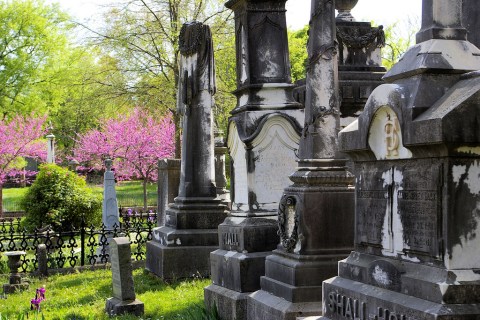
[319,252,480,320]
[204,284,249,320]
[145,236,218,280]
[105,297,144,316]
[247,290,322,320]
[3,283,28,294]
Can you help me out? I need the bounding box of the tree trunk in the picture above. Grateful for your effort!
[0,183,3,218]
[143,179,148,211]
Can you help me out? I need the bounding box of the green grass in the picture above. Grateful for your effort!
[3,180,158,211]
[0,269,213,319]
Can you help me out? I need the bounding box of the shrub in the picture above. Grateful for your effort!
[21,164,101,231]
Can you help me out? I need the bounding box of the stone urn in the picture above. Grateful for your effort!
[3,251,28,293]
[335,0,358,21]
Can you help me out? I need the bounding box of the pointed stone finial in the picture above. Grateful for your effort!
[416,0,467,43]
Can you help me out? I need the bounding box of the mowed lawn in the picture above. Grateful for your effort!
[3,180,158,211]
[0,268,211,319]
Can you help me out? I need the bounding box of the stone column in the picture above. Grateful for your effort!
[321,0,480,319]
[214,129,230,208]
[247,0,355,318]
[145,21,228,280]
[46,134,55,164]
[462,0,480,48]
[204,1,304,319]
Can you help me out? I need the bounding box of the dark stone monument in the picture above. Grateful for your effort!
[3,251,28,294]
[105,237,144,316]
[462,0,480,49]
[247,0,355,318]
[321,1,480,319]
[204,0,304,319]
[156,158,180,226]
[293,0,386,129]
[145,21,228,280]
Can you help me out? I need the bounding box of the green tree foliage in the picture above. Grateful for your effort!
[0,0,71,118]
[380,17,419,70]
[288,25,309,82]
[21,164,102,231]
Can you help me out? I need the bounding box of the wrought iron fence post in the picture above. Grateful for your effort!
[80,215,85,267]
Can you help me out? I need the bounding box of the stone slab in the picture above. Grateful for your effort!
[145,240,216,280]
[105,297,144,317]
[110,237,135,301]
[247,290,323,320]
[204,284,249,320]
[210,249,271,292]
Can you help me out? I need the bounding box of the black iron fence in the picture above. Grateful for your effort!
[0,212,156,273]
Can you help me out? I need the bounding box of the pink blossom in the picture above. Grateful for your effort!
[0,114,47,185]
[73,108,175,183]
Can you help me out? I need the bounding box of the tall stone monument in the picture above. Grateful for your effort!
[145,21,228,280]
[321,1,480,319]
[204,0,304,318]
[247,0,355,318]
[293,0,386,129]
[156,158,180,226]
[46,133,55,164]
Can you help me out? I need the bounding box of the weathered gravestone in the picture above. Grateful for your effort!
[320,1,480,319]
[156,158,180,227]
[105,237,144,316]
[247,0,355,318]
[145,21,228,280]
[204,0,304,318]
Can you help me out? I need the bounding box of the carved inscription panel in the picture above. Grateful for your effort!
[356,161,442,260]
[397,164,441,256]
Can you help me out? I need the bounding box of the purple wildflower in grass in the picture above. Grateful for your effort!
[127,208,133,216]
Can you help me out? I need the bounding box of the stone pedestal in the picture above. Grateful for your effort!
[321,1,480,319]
[146,197,227,280]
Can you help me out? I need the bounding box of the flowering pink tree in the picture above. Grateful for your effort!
[74,108,175,209]
[0,114,47,215]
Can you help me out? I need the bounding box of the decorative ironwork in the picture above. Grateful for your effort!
[0,212,156,273]
[277,195,299,253]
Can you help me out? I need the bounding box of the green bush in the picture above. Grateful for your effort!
[21,164,102,231]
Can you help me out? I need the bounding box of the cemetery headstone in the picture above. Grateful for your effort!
[321,0,480,319]
[145,21,228,280]
[247,0,355,318]
[105,237,144,316]
[204,0,304,318]
[36,244,48,278]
